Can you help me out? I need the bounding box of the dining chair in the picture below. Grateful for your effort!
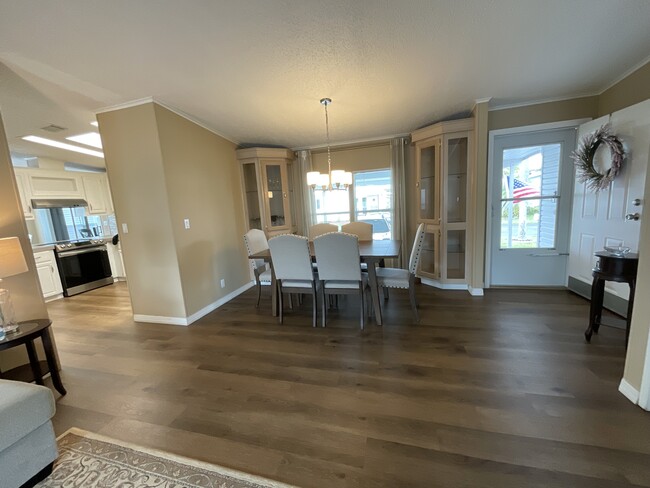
[243,229,272,307]
[313,232,370,330]
[309,223,339,240]
[375,223,426,322]
[341,222,373,241]
[268,234,319,327]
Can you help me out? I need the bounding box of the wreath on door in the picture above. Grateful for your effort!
[571,123,625,192]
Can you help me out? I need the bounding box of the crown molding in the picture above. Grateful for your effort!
[599,54,650,94]
[95,97,238,145]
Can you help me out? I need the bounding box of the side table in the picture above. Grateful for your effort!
[584,251,638,346]
[0,319,66,396]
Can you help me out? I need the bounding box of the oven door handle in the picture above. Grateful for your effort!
[57,246,106,258]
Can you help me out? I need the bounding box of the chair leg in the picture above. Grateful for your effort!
[312,283,318,328]
[409,275,419,323]
[321,282,327,328]
[383,287,389,300]
[359,285,365,331]
[278,284,284,324]
[288,293,293,310]
[256,280,262,308]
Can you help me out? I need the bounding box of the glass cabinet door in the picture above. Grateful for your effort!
[287,161,298,230]
[418,227,440,279]
[263,162,289,231]
[446,137,468,223]
[417,139,441,222]
[241,162,262,230]
[446,229,466,280]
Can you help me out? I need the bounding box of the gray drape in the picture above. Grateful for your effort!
[296,149,316,235]
[390,137,410,267]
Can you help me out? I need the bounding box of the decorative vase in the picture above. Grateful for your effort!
[0,288,19,334]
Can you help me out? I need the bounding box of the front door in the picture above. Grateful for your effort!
[490,128,576,286]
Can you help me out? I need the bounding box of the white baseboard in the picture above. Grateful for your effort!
[133,281,254,326]
[133,314,189,326]
[468,287,484,296]
[619,378,640,405]
[420,277,470,292]
[185,281,254,325]
[44,293,63,303]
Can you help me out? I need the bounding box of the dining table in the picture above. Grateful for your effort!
[250,239,401,326]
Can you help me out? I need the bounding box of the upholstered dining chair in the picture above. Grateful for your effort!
[313,232,370,330]
[268,234,319,327]
[309,223,338,240]
[243,229,272,307]
[375,223,426,322]
[341,222,373,241]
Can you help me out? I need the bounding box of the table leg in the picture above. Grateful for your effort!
[41,328,66,396]
[366,259,383,326]
[25,340,44,385]
[270,264,279,317]
[585,277,604,342]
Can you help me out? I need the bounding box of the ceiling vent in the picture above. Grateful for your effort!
[40,124,67,133]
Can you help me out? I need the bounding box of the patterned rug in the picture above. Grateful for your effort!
[36,428,297,488]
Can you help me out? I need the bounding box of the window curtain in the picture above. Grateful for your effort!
[296,149,316,235]
[391,137,409,267]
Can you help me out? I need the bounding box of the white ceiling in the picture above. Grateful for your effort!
[1,0,649,167]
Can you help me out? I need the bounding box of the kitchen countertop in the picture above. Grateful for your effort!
[32,244,55,252]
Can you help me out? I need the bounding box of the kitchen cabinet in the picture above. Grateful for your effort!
[14,172,34,220]
[107,243,126,280]
[33,249,63,301]
[81,174,113,215]
[236,147,299,236]
[25,169,84,199]
[411,118,474,289]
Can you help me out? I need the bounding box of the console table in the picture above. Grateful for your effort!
[0,319,66,396]
[584,251,638,346]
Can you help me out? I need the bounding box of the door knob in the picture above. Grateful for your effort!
[633,198,642,206]
[625,213,640,221]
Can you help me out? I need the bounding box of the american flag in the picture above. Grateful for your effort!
[507,176,540,203]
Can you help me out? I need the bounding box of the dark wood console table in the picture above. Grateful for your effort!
[0,319,66,396]
[584,251,638,346]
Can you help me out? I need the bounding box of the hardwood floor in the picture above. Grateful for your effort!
[44,282,650,487]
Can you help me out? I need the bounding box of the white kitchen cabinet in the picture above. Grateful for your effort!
[33,249,63,301]
[14,172,34,220]
[107,243,126,280]
[82,174,113,214]
[26,169,84,198]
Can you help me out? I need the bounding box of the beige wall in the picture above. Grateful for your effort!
[312,143,391,174]
[599,62,650,117]
[98,102,250,323]
[0,111,50,370]
[488,96,598,131]
[153,104,249,317]
[98,103,187,319]
[470,102,489,290]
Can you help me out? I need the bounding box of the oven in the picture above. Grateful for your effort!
[54,240,113,296]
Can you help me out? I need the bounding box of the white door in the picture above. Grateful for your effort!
[490,128,576,286]
[568,100,650,299]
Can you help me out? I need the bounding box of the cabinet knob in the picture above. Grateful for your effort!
[416,181,420,188]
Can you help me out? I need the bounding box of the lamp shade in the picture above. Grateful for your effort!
[0,237,28,279]
[306,171,321,187]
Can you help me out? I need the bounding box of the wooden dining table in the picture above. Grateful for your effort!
[250,239,401,326]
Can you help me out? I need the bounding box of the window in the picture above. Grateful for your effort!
[313,169,393,239]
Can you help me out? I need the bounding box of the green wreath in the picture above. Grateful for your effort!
[571,123,625,192]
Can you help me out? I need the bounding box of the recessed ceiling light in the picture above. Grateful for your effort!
[22,135,104,158]
[90,121,98,127]
[66,132,103,149]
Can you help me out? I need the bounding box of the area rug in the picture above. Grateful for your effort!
[36,428,297,488]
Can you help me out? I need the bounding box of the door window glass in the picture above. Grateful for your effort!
[500,144,561,249]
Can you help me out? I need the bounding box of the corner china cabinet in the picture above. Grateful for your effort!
[411,118,474,289]
[236,147,299,237]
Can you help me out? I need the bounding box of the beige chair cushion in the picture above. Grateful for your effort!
[376,267,410,289]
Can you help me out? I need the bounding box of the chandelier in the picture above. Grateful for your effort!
[306,98,352,190]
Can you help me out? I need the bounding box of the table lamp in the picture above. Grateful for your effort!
[0,237,28,334]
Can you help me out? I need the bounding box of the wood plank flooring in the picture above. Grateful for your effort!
[44,282,650,487]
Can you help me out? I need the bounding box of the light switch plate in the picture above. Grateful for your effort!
[184,218,191,229]
[121,223,128,234]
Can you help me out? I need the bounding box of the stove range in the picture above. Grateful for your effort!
[53,239,113,296]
